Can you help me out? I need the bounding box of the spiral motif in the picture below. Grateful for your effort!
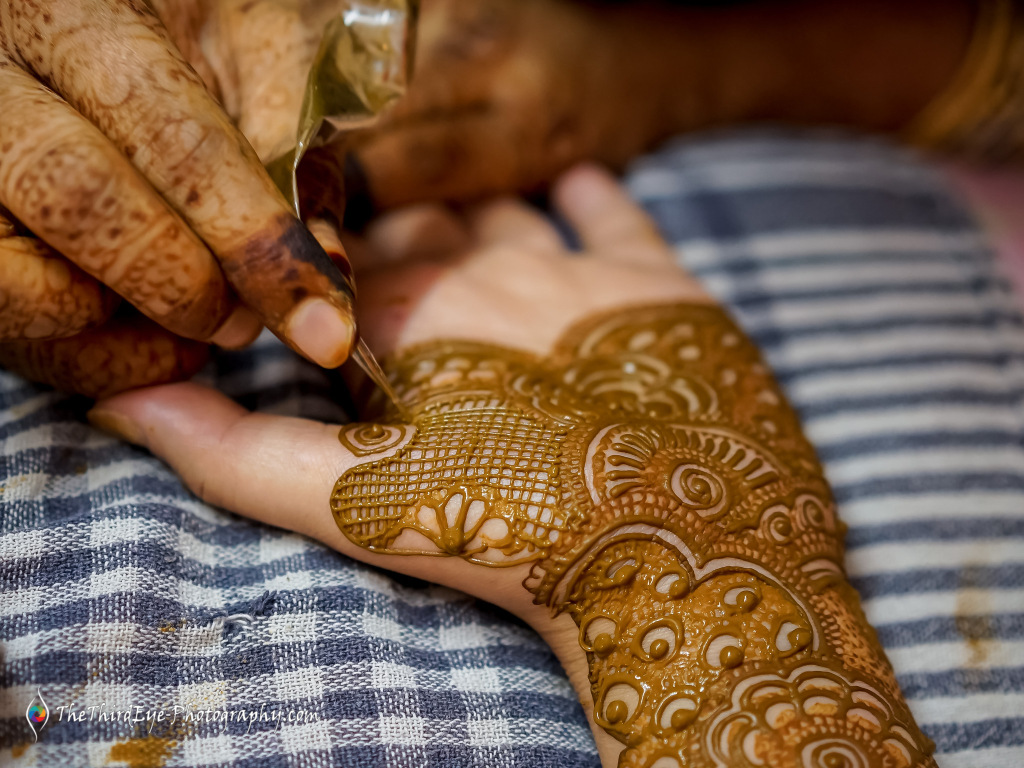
[797,495,832,530]
[333,304,934,768]
[765,509,795,543]
[803,740,868,768]
[670,463,727,518]
[338,423,414,457]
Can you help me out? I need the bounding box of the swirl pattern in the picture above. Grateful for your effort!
[338,422,414,457]
[669,463,727,517]
[330,304,936,767]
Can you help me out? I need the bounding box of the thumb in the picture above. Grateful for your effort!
[89,382,346,545]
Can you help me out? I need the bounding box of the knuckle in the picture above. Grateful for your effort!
[119,249,226,338]
[147,116,214,166]
[132,114,239,191]
[0,237,103,339]
[6,135,119,239]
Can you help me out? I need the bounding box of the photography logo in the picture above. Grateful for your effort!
[25,688,49,742]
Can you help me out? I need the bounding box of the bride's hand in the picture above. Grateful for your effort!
[88,165,705,765]
[86,166,706,570]
[87,166,935,768]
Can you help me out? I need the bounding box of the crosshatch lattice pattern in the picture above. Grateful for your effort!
[334,397,568,554]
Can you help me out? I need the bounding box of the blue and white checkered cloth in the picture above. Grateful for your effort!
[2,131,1023,767]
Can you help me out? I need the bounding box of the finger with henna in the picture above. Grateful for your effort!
[2,0,356,367]
[0,62,233,341]
[0,234,119,341]
[0,315,209,399]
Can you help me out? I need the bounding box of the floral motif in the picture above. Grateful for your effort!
[331,304,936,767]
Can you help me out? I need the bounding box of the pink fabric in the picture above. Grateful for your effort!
[947,165,1024,304]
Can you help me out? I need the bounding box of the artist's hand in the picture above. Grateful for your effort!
[0,0,356,398]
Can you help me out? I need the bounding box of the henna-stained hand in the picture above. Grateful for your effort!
[89,166,936,767]
[340,0,695,210]
[0,0,356,397]
[339,0,974,212]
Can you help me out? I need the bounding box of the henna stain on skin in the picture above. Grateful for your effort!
[273,220,352,292]
[223,214,353,328]
[0,235,117,339]
[0,315,209,398]
[1,0,357,356]
[0,60,230,339]
[332,304,937,768]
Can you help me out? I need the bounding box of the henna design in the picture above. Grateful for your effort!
[0,315,209,399]
[331,304,936,767]
[0,233,117,340]
[338,422,415,457]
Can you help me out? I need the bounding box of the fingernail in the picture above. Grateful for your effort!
[209,306,263,350]
[87,409,145,446]
[285,297,356,369]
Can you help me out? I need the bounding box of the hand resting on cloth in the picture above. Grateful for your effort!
[89,165,937,768]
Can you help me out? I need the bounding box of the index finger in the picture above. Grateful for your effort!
[552,164,671,266]
[5,0,355,367]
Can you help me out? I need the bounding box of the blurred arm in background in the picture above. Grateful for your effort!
[342,0,1004,212]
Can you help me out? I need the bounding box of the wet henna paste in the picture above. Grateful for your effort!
[331,304,937,768]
